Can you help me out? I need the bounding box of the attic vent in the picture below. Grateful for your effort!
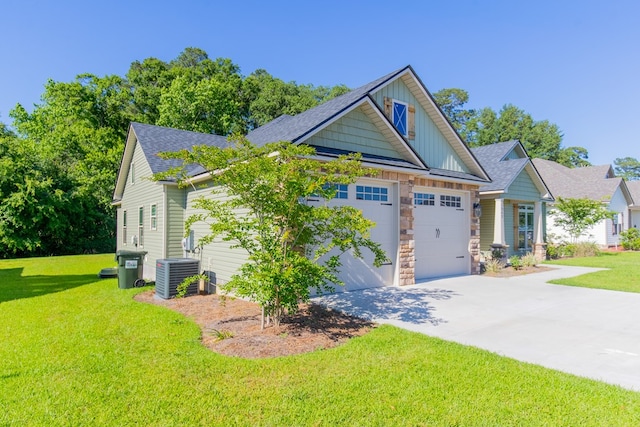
[155,258,200,299]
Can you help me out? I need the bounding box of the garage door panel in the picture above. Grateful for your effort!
[414,189,469,280]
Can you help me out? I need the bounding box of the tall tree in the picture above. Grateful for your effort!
[614,157,640,180]
[432,88,475,133]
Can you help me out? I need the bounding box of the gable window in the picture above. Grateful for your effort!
[138,206,144,247]
[122,210,127,245]
[440,195,461,208]
[384,97,415,140]
[150,204,158,231]
[356,185,388,202]
[414,193,435,206]
[393,100,408,136]
[130,163,135,184]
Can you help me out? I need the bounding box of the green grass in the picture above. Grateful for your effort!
[546,251,640,293]
[2,255,640,426]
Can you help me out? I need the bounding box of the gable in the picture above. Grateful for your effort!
[371,78,469,173]
[507,167,544,201]
[305,104,416,164]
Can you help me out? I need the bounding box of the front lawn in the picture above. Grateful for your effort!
[546,251,640,293]
[1,254,639,425]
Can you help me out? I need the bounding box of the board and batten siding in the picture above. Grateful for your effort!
[165,185,186,259]
[507,171,541,202]
[117,140,166,280]
[479,199,495,253]
[185,182,249,287]
[306,107,400,159]
[371,79,469,173]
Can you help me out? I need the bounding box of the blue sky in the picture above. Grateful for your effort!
[2,0,638,167]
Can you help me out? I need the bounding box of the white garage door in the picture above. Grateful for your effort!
[308,181,397,291]
[414,189,470,280]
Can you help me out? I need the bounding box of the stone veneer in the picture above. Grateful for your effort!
[377,171,481,286]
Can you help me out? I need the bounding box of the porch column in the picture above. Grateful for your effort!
[492,198,505,246]
[533,201,547,260]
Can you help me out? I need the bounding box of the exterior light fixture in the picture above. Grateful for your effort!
[473,202,482,218]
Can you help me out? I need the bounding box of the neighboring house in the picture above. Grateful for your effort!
[113,65,491,291]
[471,141,553,259]
[532,159,632,247]
[627,180,640,229]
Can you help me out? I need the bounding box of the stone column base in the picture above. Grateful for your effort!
[534,243,547,261]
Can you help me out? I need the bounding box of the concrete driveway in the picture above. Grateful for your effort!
[314,265,640,392]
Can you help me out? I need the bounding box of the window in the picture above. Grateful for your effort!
[324,183,348,199]
[138,206,144,247]
[612,215,619,235]
[122,210,127,245]
[130,163,135,184]
[356,185,388,202]
[414,193,435,206]
[440,195,461,208]
[150,204,157,230]
[393,100,408,136]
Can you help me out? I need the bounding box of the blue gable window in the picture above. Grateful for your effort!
[393,100,408,136]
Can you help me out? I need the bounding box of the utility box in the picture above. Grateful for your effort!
[115,250,147,289]
[155,258,200,299]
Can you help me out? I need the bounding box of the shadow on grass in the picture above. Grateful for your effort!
[315,287,458,326]
[0,267,106,303]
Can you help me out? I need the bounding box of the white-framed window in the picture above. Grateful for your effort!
[138,206,144,247]
[327,184,348,199]
[518,204,534,251]
[130,163,135,184]
[356,185,388,202]
[150,204,157,230]
[392,100,408,136]
[612,214,619,235]
[440,195,461,208]
[414,193,435,206]
[122,210,127,245]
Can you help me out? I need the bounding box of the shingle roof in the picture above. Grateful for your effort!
[626,180,640,206]
[471,141,528,192]
[247,67,407,147]
[532,158,623,201]
[131,122,228,176]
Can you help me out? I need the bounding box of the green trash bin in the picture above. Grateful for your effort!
[115,250,147,289]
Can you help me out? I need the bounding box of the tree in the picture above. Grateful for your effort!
[550,197,613,243]
[159,138,388,326]
[556,146,591,168]
[614,157,640,180]
[432,88,475,133]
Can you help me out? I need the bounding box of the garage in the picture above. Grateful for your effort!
[307,180,397,291]
[414,188,470,280]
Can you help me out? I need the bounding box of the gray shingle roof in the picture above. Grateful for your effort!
[247,67,408,147]
[131,122,228,176]
[471,141,528,192]
[626,180,640,206]
[532,158,623,201]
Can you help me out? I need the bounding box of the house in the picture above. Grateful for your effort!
[112,65,491,291]
[471,141,553,259]
[626,180,640,229]
[532,159,633,247]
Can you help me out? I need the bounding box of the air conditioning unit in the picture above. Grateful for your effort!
[155,258,200,299]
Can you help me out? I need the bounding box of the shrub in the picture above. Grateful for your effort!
[509,255,522,270]
[521,252,538,267]
[484,258,503,273]
[621,228,640,251]
[573,242,600,257]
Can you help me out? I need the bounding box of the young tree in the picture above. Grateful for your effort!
[550,197,613,243]
[159,138,388,326]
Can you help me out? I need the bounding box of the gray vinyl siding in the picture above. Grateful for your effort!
[165,185,186,258]
[185,182,249,287]
[479,199,495,253]
[307,106,400,159]
[117,140,166,280]
[507,171,541,202]
[371,79,469,173]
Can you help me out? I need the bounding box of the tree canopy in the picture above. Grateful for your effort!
[158,138,388,326]
[614,157,640,180]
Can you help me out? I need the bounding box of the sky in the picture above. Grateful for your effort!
[1,0,638,167]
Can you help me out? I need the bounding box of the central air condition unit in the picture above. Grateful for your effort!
[155,258,200,299]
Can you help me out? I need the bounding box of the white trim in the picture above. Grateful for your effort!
[137,205,144,248]
[122,209,128,246]
[150,203,158,231]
